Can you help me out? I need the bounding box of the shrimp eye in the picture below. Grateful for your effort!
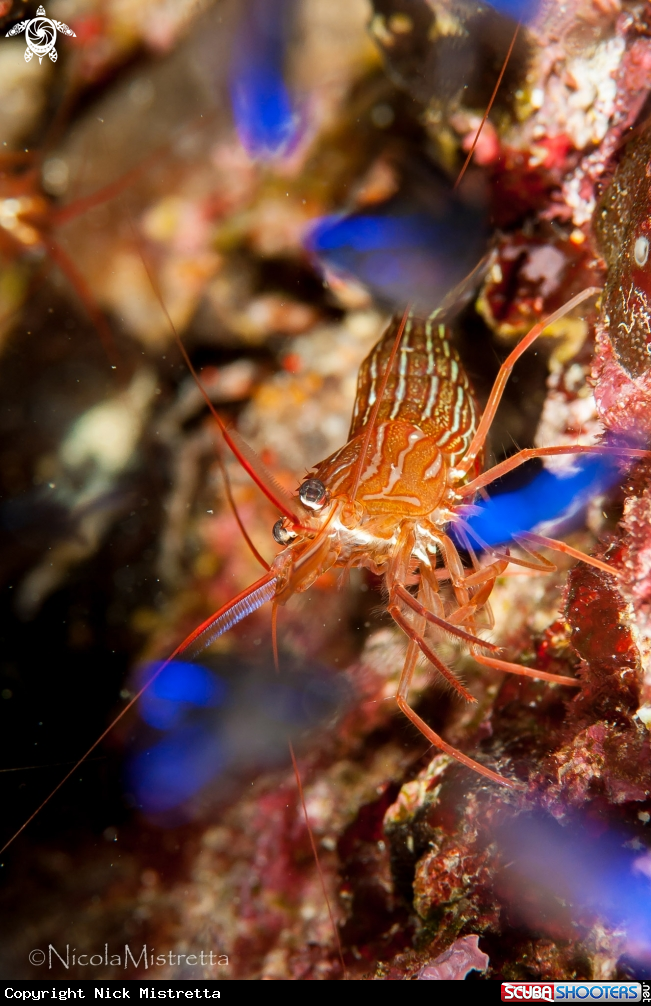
[298,478,328,510]
[272,519,297,545]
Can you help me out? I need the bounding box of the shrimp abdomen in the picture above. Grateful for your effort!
[349,313,479,465]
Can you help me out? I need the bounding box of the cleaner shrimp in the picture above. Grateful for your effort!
[136,290,647,792]
[7,283,645,859]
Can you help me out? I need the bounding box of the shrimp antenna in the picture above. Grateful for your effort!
[0,573,278,854]
[51,112,220,227]
[274,625,345,974]
[38,114,217,370]
[46,236,121,371]
[133,232,302,527]
[125,239,268,567]
[454,21,521,190]
[129,225,276,567]
[216,447,270,571]
[288,740,347,978]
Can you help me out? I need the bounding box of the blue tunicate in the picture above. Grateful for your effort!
[229,0,300,160]
[498,813,651,957]
[487,0,540,23]
[129,725,225,814]
[307,189,490,313]
[455,454,622,549]
[127,657,350,818]
[137,661,226,731]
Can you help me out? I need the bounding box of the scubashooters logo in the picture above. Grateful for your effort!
[5,5,76,64]
[502,985,642,1002]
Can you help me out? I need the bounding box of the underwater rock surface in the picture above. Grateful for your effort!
[1,0,651,983]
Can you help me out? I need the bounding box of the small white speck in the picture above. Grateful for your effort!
[634,235,649,266]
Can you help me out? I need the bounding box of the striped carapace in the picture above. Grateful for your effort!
[314,311,482,515]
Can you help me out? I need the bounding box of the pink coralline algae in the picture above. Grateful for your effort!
[416,935,489,980]
[593,125,651,441]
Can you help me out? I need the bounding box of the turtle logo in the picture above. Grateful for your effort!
[5,5,76,64]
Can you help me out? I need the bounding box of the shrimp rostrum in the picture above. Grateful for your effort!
[150,289,650,792]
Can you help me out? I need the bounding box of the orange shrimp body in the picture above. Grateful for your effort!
[325,313,481,507]
[273,312,481,594]
[262,290,641,787]
[149,286,643,794]
[265,309,519,784]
